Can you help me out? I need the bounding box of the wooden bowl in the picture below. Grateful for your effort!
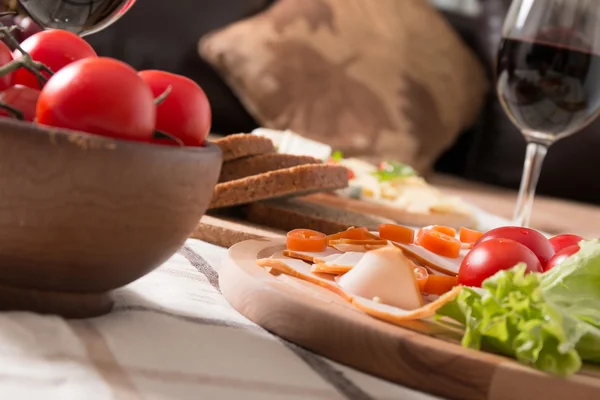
[0,119,222,318]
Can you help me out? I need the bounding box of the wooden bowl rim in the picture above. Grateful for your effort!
[0,118,222,156]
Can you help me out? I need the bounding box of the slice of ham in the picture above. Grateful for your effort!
[393,242,465,276]
[351,286,462,324]
[283,247,341,264]
[257,258,352,301]
[311,252,365,275]
[256,255,463,322]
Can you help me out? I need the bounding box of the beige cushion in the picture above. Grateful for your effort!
[199,0,488,172]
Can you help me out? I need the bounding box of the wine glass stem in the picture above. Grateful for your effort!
[513,141,548,227]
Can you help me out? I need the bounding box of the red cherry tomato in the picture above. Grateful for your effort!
[14,30,97,89]
[544,245,580,272]
[477,226,555,267]
[0,85,40,122]
[36,57,156,141]
[138,70,211,146]
[458,238,542,287]
[548,234,584,253]
[0,41,14,91]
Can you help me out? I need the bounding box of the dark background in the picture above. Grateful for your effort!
[86,0,600,205]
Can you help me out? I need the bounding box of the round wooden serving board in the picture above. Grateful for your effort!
[220,239,600,400]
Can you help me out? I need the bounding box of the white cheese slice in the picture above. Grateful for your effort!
[251,128,332,161]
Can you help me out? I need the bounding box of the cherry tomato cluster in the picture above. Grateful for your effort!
[0,29,211,146]
[458,226,584,287]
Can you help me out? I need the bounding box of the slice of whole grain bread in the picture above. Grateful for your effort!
[214,133,275,161]
[209,164,348,209]
[243,198,396,235]
[191,215,284,248]
[219,153,321,183]
[303,193,478,229]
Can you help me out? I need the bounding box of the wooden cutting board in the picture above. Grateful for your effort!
[302,193,479,229]
[191,215,285,248]
[220,238,600,400]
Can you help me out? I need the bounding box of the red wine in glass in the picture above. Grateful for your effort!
[497,35,600,142]
[495,0,600,227]
[15,0,136,36]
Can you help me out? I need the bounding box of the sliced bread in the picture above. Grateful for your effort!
[192,215,284,248]
[219,153,321,182]
[303,193,478,229]
[243,198,396,235]
[214,133,275,161]
[209,164,348,209]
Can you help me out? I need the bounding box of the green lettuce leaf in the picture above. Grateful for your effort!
[330,151,344,162]
[541,239,600,331]
[437,263,600,376]
[371,160,416,182]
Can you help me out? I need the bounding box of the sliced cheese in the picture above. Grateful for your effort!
[252,128,332,161]
[337,247,423,310]
[334,158,475,218]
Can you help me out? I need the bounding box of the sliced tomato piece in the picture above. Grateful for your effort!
[417,230,461,258]
[326,227,378,241]
[287,229,327,252]
[422,275,459,296]
[459,227,484,244]
[416,225,457,243]
[431,225,457,237]
[379,224,415,244]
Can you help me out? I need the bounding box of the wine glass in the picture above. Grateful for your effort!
[15,0,136,37]
[496,0,600,227]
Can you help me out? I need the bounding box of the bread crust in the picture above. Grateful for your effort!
[214,133,275,161]
[209,164,349,209]
[219,153,321,182]
[244,198,395,235]
[192,215,284,248]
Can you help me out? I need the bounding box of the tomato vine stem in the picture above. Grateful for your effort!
[153,129,184,146]
[154,85,172,106]
[0,23,54,89]
[0,102,23,120]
